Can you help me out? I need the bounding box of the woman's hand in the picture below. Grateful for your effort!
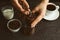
[31,0,49,28]
[11,0,30,15]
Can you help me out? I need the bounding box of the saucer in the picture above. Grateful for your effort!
[44,11,59,21]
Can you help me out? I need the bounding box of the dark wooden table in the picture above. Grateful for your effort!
[0,0,60,40]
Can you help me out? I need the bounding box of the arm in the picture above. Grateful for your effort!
[31,0,49,28]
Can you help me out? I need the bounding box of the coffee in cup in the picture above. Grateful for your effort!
[47,4,56,11]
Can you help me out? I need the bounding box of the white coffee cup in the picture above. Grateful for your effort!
[44,3,60,21]
[1,6,14,20]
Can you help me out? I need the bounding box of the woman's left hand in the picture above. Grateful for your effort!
[31,0,49,28]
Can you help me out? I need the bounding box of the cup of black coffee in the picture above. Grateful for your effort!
[44,3,59,21]
[7,19,22,32]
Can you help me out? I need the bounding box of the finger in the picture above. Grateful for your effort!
[12,0,26,12]
[23,0,30,9]
[22,10,30,15]
[32,5,40,13]
[28,9,31,12]
[25,11,30,15]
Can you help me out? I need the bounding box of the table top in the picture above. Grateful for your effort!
[0,1,60,40]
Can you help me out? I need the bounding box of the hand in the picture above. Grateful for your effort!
[31,0,49,28]
[11,0,30,15]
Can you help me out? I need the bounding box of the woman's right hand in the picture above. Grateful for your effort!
[11,0,30,15]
